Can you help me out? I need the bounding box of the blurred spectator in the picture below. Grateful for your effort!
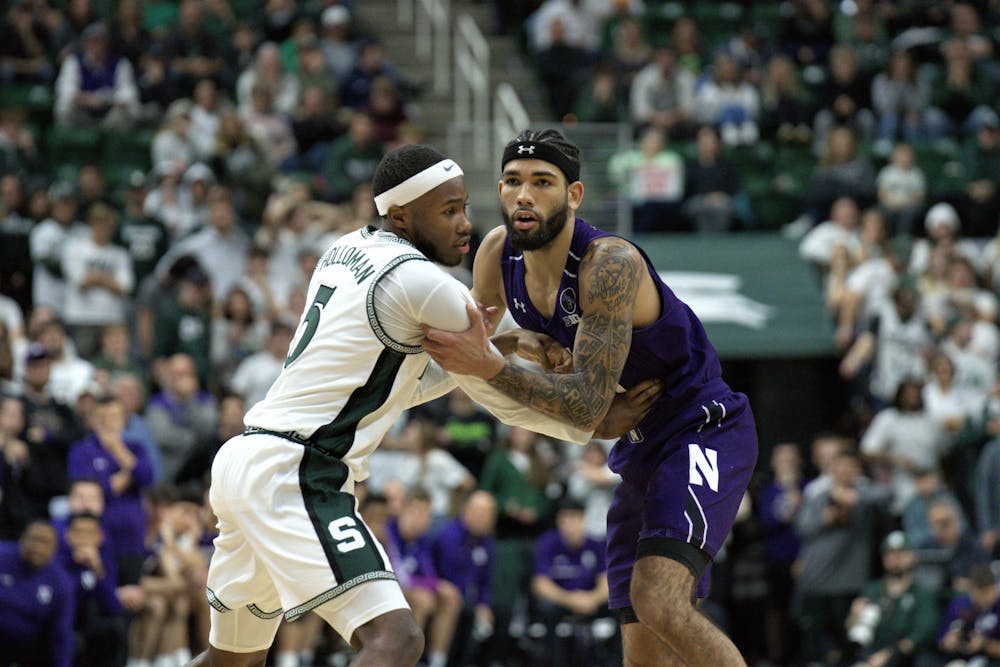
[110,0,149,67]
[210,284,269,385]
[38,318,95,407]
[290,85,346,172]
[940,3,994,64]
[211,109,273,202]
[228,318,293,408]
[936,564,1000,665]
[146,353,216,484]
[799,196,861,270]
[135,45,182,123]
[871,49,933,146]
[54,22,139,130]
[115,170,169,291]
[920,495,991,593]
[683,125,747,233]
[0,174,33,312]
[928,40,996,138]
[760,54,813,145]
[572,63,625,123]
[481,427,556,540]
[0,521,74,667]
[0,0,54,84]
[961,111,1000,237]
[30,181,84,316]
[322,111,383,203]
[75,163,105,212]
[241,83,298,169]
[388,489,463,667]
[860,379,948,512]
[629,47,696,136]
[0,108,40,173]
[923,352,983,441]
[431,490,497,667]
[188,78,227,161]
[836,5,889,78]
[607,17,649,93]
[113,372,162,484]
[237,42,301,117]
[151,264,213,383]
[757,443,805,666]
[152,100,196,179]
[608,126,685,233]
[564,440,617,540]
[901,467,966,552]
[68,395,152,586]
[173,391,244,486]
[795,449,891,665]
[91,325,144,386]
[844,531,938,667]
[694,53,761,147]
[804,126,876,223]
[907,203,981,278]
[61,202,134,358]
[876,142,926,235]
[671,16,703,74]
[779,0,834,66]
[530,500,609,667]
[161,0,225,94]
[536,17,597,120]
[528,0,607,53]
[339,39,416,111]
[974,436,1000,557]
[0,395,33,539]
[814,46,875,153]
[319,5,357,82]
[58,511,126,667]
[364,76,410,145]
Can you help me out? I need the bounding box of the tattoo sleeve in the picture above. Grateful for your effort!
[486,241,640,430]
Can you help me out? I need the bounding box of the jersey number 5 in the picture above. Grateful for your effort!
[327,517,366,553]
[285,285,336,367]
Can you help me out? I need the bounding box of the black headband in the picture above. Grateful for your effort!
[501,141,580,184]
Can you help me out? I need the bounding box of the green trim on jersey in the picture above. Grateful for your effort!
[205,588,231,613]
[366,253,429,355]
[247,603,283,620]
[283,570,398,622]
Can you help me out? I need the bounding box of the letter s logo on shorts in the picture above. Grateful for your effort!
[328,517,366,553]
[688,444,719,492]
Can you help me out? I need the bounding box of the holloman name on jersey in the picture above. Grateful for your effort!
[317,244,376,285]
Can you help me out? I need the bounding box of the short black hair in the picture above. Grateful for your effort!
[505,128,580,172]
[372,144,446,199]
[67,511,101,527]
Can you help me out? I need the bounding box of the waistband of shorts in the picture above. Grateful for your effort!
[243,426,311,446]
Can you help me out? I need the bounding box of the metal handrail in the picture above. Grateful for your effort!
[414,0,450,95]
[454,14,490,164]
[494,82,530,164]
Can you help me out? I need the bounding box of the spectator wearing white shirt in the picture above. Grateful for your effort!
[229,319,294,409]
[907,203,981,277]
[608,127,685,232]
[60,202,134,358]
[319,5,357,81]
[187,78,228,161]
[876,142,925,235]
[29,182,85,316]
[694,53,761,146]
[151,100,196,178]
[528,0,614,53]
[799,197,861,269]
[923,352,985,437]
[54,22,139,130]
[629,47,696,137]
[236,42,300,117]
[36,319,94,406]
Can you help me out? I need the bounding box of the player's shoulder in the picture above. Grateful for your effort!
[478,225,509,258]
[581,234,644,269]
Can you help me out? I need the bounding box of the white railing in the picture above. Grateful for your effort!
[411,0,450,95]
[493,82,530,164]
[397,0,413,29]
[455,14,490,165]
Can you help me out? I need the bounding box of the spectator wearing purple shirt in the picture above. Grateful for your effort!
[68,395,152,585]
[58,512,126,667]
[937,564,1000,665]
[389,489,463,667]
[0,521,75,667]
[530,500,609,667]
[430,490,496,666]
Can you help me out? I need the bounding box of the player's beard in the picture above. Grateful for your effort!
[502,194,569,252]
[409,227,461,267]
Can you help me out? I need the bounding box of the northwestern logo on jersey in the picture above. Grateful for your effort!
[317,244,375,284]
[559,287,580,326]
[512,298,527,313]
[517,145,535,155]
[688,444,720,492]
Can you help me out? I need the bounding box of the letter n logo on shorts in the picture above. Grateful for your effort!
[688,444,719,492]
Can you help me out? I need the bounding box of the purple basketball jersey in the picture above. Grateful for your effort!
[500,217,758,607]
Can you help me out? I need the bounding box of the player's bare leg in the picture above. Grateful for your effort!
[630,555,745,666]
[427,580,463,666]
[622,621,686,666]
[185,647,268,666]
[349,608,424,666]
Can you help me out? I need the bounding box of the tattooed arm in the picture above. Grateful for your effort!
[421,237,642,431]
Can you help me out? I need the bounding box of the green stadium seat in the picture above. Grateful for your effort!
[103,128,154,170]
[46,125,102,166]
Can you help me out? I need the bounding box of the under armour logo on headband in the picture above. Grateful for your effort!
[517,145,535,154]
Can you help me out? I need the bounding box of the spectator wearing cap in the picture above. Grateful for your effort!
[0,521,75,667]
[0,0,55,84]
[114,170,169,290]
[843,531,939,667]
[152,265,213,384]
[155,185,249,302]
[963,110,1000,236]
[60,202,134,359]
[936,564,1000,665]
[319,4,357,81]
[145,353,216,483]
[17,343,83,518]
[54,21,139,130]
[228,318,294,407]
[161,0,225,94]
[530,500,609,667]
[30,182,85,317]
[908,203,982,278]
[174,161,216,237]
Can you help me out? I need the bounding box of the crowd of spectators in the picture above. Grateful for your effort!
[1,0,1000,667]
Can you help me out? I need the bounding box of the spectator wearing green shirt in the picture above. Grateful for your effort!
[321,111,383,203]
[845,531,940,667]
[152,264,212,386]
[114,171,169,291]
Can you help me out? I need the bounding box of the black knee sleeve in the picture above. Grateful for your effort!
[635,537,711,584]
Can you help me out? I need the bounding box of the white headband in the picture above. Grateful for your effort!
[374,159,464,216]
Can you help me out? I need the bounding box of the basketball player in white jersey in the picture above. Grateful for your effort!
[190,145,657,667]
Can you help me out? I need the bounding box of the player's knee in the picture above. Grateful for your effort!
[436,581,462,609]
[356,610,425,664]
[145,593,169,621]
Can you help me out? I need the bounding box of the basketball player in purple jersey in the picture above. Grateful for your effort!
[422,129,758,666]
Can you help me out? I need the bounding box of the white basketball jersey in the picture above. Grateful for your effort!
[245,226,443,483]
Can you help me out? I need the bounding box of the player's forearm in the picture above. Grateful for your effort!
[486,361,610,431]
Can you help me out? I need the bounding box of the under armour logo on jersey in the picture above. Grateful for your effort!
[512,298,528,313]
[517,145,535,155]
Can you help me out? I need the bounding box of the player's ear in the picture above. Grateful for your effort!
[567,181,584,211]
[497,179,504,196]
[386,204,408,229]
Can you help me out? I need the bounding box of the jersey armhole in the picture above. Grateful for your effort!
[366,254,430,355]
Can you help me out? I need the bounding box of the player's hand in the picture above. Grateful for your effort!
[593,378,663,439]
[422,303,506,379]
[494,329,571,372]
